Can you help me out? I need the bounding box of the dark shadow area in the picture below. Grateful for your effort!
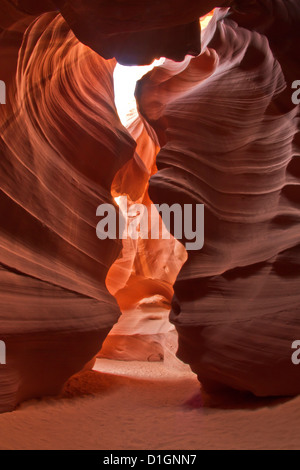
[183,388,294,411]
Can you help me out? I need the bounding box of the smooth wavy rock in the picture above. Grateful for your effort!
[0,8,136,411]
[136,4,300,396]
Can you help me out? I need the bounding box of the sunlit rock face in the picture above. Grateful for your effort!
[103,111,187,362]
[136,3,300,396]
[0,6,136,411]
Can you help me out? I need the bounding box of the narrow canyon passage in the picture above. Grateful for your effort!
[101,12,215,366]
[101,60,187,364]
[0,1,299,428]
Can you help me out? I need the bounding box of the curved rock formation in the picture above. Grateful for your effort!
[136,3,300,396]
[0,7,135,411]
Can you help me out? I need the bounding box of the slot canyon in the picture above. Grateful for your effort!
[0,0,299,450]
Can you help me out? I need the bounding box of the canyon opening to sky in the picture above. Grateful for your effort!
[114,60,165,127]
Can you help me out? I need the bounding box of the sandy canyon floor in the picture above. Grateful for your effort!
[0,352,299,450]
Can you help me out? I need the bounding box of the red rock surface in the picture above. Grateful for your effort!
[136,3,300,396]
[0,5,133,411]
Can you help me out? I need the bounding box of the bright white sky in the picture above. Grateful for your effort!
[113,59,164,126]
[113,12,214,127]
